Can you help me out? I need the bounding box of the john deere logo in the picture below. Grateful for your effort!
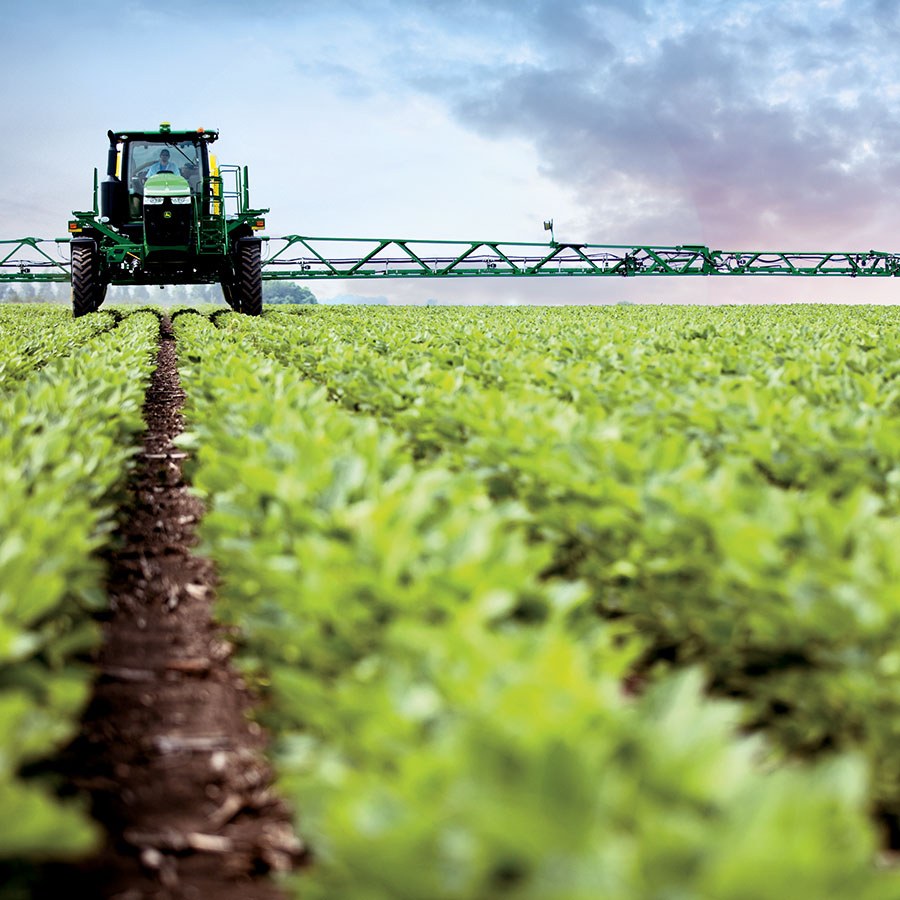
[163,211,173,220]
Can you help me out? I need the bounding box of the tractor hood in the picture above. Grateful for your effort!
[144,173,191,201]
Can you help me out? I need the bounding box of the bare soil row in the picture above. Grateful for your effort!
[40,317,301,899]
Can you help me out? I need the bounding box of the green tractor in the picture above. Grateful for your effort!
[68,122,268,317]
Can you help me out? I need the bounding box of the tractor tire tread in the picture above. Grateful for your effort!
[238,241,263,317]
[71,243,103,318]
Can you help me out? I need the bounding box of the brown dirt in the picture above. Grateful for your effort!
[41,316,302,899]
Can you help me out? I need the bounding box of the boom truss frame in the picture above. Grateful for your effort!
[4,235,900,284]
[262,236,900,280]
[0,238,72,282]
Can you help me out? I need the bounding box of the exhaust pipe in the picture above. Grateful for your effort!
[100,130,126,224]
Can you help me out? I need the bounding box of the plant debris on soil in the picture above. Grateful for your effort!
[41,317,303,899]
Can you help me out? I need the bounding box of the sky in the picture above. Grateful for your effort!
[4,0,900,305]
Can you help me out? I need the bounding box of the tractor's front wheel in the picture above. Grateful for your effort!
[71,241,107,317]
[235,239,263,317]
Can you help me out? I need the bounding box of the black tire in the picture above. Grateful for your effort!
[236,240,263,316]
[71,242,106,317]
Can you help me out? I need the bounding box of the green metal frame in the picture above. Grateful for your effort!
[261,236,900,280]
[4,233,900,284]
[0,238,71,282]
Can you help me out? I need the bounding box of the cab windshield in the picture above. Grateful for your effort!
[128,140,203,196]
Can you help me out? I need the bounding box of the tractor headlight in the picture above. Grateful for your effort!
[170,196,192,205]
[144,196,164,205]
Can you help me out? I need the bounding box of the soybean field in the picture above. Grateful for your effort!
[4,301,900,899]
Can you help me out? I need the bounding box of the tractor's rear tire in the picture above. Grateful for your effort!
[71,242,107,317]
[236,240,263,317]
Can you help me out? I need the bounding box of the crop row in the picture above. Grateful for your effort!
[0,304,122,391]
[175,309,899,898]
[233,305,900,504]
[0,309,158,873]
[215,305,900,823]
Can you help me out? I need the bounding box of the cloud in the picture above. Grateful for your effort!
[393,0,900,249]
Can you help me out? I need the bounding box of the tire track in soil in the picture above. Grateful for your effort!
[42,316,302,899]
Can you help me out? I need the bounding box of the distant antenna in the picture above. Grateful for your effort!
[543,218,555,244]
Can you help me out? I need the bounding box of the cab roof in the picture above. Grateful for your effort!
[109,123,218,144]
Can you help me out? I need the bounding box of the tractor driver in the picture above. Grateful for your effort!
[146,148,179,177]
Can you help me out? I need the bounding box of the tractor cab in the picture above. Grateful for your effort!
[126,138,205,218]
[100,124,219,229]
